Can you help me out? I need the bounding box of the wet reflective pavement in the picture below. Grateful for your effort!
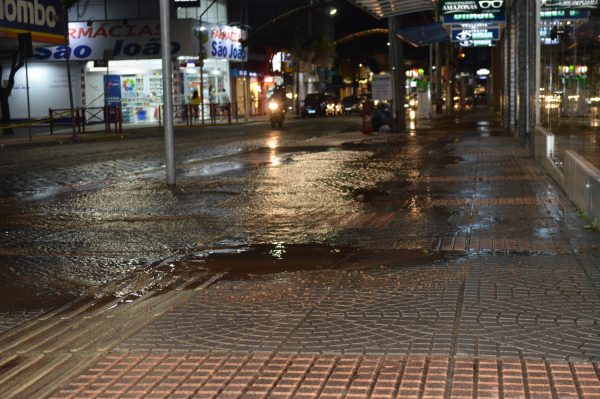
[1,112,600,398]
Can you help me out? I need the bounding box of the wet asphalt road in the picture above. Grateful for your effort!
[0,112,589,314]
[0,116,379,311]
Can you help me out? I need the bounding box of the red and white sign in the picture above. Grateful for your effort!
[34,19,199,61]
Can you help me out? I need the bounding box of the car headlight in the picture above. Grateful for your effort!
[268,101,279,111]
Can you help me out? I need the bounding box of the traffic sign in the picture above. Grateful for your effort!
[451,27,500,42]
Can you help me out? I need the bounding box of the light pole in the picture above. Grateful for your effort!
[160,0,176,186]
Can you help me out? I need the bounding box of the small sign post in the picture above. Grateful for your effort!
[372,74,393,102]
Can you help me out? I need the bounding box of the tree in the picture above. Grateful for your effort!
[0,51,24,135]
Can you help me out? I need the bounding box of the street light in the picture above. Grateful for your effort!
[329,7,338,16]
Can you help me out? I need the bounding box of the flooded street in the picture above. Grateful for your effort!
[0,113,580,314]
[2,112,600,399]
[0,116,397,311]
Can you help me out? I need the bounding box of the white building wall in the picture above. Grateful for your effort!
[10,63,82,119]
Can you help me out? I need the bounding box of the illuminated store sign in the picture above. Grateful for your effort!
[439,0,506,24]
[540,0,598,9]
[0,0,64,44]
[540,9,589,19]
[34,19,198,61]
[458,38,497,47]
[199,22,247,62]
[452,27,500,41]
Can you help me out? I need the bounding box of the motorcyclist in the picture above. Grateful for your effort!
[268,86,287,128]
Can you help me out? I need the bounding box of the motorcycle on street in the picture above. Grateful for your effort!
[268,98,286,129]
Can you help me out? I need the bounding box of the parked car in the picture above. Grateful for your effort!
[302,93,327,118]
[301,93,339,118]
[341,95,361,114]
[324,94,341,116]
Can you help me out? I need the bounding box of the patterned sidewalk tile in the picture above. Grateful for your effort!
[49,354,600,399]
[115,255,600,362]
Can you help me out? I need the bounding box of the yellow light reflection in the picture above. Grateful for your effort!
[408,195,422,216]
[270,156,281,166]
[267,135,280,150]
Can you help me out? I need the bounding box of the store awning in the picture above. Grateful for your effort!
[347,0,435,19]
[396,22,449,47]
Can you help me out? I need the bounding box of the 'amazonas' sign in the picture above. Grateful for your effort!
[0,0,63,44]
[439,0,506,23]
[34,19,199,61]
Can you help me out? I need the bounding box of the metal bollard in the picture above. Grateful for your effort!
[82,107,86,133]
[75,108,81,134]
[115,106,122,133]
[49,108,54,135]
[104,106,110,133]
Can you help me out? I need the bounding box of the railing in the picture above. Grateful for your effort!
[157,103,236,128]
[49,106,122,135]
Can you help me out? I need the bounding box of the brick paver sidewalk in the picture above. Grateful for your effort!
[3,115,600,398]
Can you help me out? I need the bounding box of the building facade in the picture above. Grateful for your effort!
[8,0,244,124]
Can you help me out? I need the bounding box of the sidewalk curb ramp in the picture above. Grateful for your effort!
[0,272,226,399]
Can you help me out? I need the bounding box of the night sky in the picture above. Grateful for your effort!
[227,0,438,70]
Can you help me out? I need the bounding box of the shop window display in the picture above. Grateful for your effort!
[540,4,600,169]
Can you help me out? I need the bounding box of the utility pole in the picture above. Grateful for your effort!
[160,0,176,186]
[388,16,406,132]
[63,9,77,141]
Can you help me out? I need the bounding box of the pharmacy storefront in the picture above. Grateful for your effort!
[10,19,244,123]
[181,22,246,118]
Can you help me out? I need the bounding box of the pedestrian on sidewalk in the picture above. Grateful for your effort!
[209,85,218,125]
[190,90,201,121]
[219,89,230,122]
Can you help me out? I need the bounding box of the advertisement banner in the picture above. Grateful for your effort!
[0,0,64,44]
[104,74,121,122]
[440,0,506,24]
[199,22,247,62]
[104,74,121,105]
[34,19,199,61]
